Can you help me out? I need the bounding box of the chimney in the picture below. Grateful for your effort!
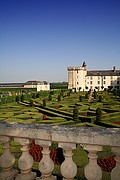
[113,66,116,72]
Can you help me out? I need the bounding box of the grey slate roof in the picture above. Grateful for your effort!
[0,83,24,87]
[25,81,48,85]
[87,70,120,76]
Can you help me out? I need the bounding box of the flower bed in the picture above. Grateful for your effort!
[29,140,64,165]
[30,141,116,172]
[113,121,120,125]
[97,157,116,172]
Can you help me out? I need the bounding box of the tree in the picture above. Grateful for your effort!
[96,107,102,121]
[73,106,79,121]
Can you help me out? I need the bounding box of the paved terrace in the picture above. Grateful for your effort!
[0,121,120,180]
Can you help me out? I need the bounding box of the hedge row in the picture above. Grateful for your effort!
[35,107,73,120]
[38,105,95,123]
[95,121,120,128]
[101,108,119,113]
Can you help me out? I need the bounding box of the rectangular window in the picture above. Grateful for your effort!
[104,76,106,79]
[104,81,106,84]
[117,81,119,84]
[98,76,100,80]
[90,76,93,80]
[77,82,79,85]
[90,81,92,85]
[98,81,100,84]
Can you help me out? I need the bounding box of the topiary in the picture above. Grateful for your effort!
[73,106,79,121]
[58,94,61,101]
[96,107,102,121]
[43,99,46,107]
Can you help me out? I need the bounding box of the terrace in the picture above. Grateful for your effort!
[0,121,120,180]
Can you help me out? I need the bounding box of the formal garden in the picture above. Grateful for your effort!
[0,87,120,179]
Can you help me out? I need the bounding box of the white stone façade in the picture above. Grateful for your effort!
[67,62,120,91]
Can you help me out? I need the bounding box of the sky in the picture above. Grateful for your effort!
[0,0,120,83]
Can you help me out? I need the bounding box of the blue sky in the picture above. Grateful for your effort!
[0,0,120,83]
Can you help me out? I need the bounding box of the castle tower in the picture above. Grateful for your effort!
[67,62,87,91]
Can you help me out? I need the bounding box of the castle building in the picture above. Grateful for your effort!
[24,81,50,91]
[67,62,120,91]
[0,81,50,91]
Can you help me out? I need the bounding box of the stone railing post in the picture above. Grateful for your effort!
[111,147,120,180]
[35,140,55,180]
[0,136,18,180]
[59,142,77,180]
[14,138,36,180]
[83,144,102,180]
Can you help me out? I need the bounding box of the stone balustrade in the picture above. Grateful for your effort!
[0,121,120,180]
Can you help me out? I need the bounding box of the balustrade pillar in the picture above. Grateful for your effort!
[111,147,120,180]
[0,136,18,180]
[59,142,77,180]
[35,140,55,180]
[14,138,36,180]
[83,144,102,180]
